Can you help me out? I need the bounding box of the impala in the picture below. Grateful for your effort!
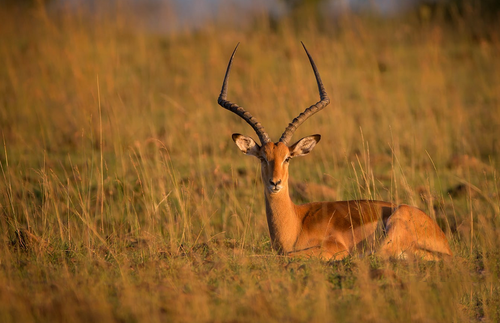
[218,43,452,260]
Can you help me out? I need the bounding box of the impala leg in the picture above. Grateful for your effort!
[379,205,452,260]
[320,241,350,260]
[288,240,349,260]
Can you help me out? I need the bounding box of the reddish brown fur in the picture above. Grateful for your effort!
[224,45,451,261]
[233,138,452,260]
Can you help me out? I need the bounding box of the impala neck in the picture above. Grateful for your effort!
[264,184,301,253]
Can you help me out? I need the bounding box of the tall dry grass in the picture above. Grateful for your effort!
[0,2,499,322]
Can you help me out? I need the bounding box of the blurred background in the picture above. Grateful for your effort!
[1,0,499,246]
[5,0,500,32]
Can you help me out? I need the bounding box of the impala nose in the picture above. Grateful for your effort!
[269,179,282,193]
[269,179,282,187]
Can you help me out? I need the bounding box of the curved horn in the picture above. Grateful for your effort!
[279,42,330,145]
[218,44,271,145]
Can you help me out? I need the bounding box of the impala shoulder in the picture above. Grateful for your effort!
[295,201,345,222]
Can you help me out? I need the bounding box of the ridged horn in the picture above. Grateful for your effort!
[218,43,271,145]
[279,42,330,145]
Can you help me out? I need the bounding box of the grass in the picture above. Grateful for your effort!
[1,2,500,322]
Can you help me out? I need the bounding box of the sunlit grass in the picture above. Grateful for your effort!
[0,3,499,322]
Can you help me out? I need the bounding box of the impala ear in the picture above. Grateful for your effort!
[232,134,261,157]
[290,135,321,157]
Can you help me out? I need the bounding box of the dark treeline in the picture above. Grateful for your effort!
[4,0,500,21]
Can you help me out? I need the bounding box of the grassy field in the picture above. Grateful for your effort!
[1,3,499,322]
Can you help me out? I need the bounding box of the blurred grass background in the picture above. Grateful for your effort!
[1,0,499,322]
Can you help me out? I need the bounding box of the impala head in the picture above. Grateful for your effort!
[232,134,320,194]
[218,43,330,195]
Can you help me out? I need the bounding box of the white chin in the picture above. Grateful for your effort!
[269,187,282,194]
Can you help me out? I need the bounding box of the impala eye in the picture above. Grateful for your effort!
[285,157,291,163]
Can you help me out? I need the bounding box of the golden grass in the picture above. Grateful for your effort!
[1,3,499,322]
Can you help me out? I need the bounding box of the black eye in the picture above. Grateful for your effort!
[285,157,291,163]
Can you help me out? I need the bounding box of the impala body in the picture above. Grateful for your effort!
[218,43,452,260]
